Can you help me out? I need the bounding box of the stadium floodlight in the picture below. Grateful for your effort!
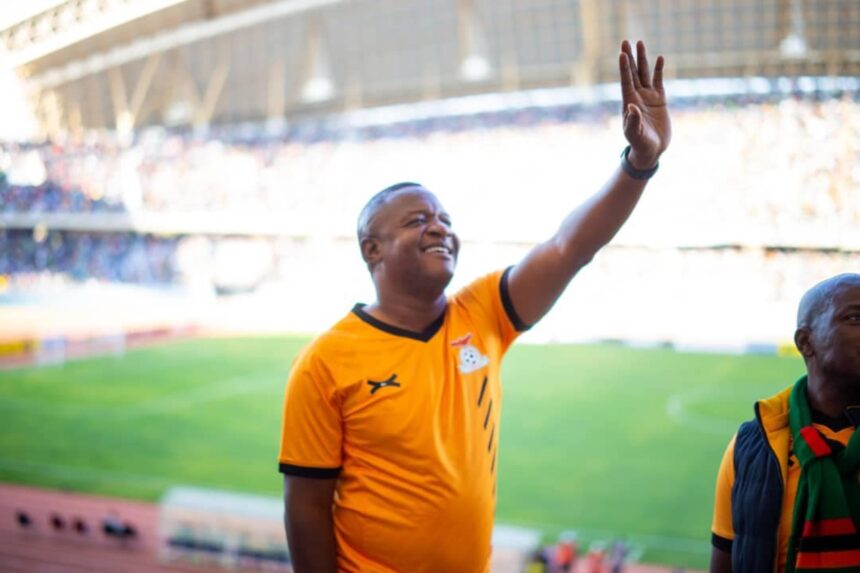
[779,0,807,59]
[299,16,335,103]
[457,0,491,83]
[779,34,807,59]
[164,101,191,127]
[301,77,334,103]
[460,55,491,82]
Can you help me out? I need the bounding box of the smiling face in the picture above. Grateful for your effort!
[359,185,460,298]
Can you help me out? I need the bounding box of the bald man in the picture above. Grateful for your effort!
[278,40,672,573]
[710,273,860,573]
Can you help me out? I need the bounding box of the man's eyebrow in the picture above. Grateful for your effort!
[835,302,860,314]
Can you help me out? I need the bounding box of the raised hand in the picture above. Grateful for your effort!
[619,40,671,169]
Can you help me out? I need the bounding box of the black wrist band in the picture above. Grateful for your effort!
[620,145,659,180]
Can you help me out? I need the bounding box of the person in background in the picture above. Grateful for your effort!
[710,273,860,572]
[555,532,578,573]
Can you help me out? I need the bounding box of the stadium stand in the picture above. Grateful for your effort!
[2,93,859,232]
[2,93,857,349]
[0,230,178,283]
[2,0,858,136]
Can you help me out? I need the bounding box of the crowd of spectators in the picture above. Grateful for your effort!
[0,230,178,284]
[0,181,124,214]
[0,91,857,329]
[0,142,124,214]
[526,535,635,573]
[1,91,857,244]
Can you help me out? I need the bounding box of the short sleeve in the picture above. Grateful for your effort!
[453,267,528,352]
[711,434,737,543]
[278,348,343,477]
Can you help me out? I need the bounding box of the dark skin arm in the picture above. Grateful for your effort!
[507,40,672,326]
[283,475,338,573]
[710,546,732,573]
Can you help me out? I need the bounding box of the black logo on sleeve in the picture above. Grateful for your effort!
[368,374,401,395]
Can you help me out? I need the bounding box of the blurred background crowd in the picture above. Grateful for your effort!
[2,92,857,346]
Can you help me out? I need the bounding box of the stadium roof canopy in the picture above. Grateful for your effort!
[1,0,859,137]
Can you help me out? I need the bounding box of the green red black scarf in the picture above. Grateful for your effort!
[786,376,860,572]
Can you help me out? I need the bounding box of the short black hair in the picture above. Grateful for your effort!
[356,181,424,241]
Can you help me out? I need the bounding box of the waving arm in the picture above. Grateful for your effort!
[506,40,672,327]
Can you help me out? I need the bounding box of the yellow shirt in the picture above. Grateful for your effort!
[278,269,524,572]
[712,419,854,572]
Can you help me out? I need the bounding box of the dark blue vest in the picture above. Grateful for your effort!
[731,405,784,573]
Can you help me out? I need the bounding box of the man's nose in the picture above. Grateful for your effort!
[426,220,449,236]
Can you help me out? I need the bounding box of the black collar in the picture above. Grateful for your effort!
[352,303,446,342]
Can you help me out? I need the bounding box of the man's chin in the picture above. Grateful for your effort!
[412,265,455,294]
[429,268,455,289]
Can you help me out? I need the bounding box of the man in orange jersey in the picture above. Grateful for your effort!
[710,273,860,573]
[278,40,672,573]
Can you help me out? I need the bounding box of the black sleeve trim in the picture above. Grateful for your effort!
[279,463,341,479]
[711,533,733,553]
[500,266,531,332]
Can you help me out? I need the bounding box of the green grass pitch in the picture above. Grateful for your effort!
[0,337,804,569]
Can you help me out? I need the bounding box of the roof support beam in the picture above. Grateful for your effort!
[194,56,229,129]
[108,52,161,137]
[26,0,345,91]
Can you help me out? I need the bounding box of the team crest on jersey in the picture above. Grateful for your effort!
[451,333,489,374]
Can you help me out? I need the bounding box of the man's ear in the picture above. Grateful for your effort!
[361,237,381,266]
[794,328,814,359]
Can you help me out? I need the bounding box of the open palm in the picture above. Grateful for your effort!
[619,40,672,165]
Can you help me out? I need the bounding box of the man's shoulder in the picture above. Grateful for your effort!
[734,418,762,445]
[448,268,507,307]
[755,385,793,430]
[299,310,366,360]
[731,386,793,445]
[448,267,530,337]
[732,389,794,467]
